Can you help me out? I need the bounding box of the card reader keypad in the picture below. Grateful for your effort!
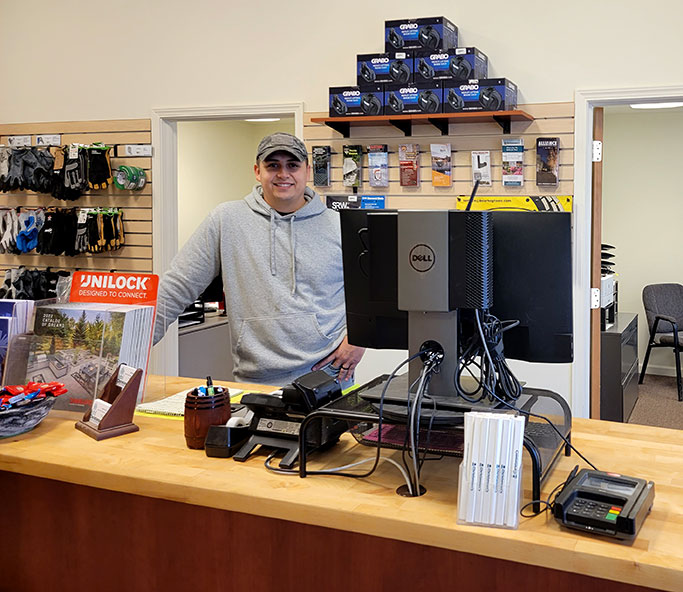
[568,498,623,525]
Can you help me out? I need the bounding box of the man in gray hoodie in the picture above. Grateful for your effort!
[154,132,365,386]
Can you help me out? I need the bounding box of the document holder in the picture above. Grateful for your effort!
[75,365,143,441]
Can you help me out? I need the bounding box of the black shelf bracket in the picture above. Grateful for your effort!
[325,120,351,138]
[388,119,412,136]
[492,115,512,134]
[427,118,450,136]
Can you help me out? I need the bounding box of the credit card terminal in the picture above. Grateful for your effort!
[553,469,654,540]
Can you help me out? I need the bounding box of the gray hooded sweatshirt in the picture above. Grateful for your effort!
[154,185,347,386]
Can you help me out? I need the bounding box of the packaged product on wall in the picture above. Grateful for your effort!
[342,145,362,187]
[536,137,560,186]
[501,138,524,187]
[312,146,331,187]
[398,143,420,187]
[430,143,452,187]
[471,150,492,186]
[367,144,389,188]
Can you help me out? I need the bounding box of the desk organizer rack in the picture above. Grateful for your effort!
[299,375,571,512]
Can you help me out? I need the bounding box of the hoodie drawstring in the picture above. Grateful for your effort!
[269,209,277,276]
[269,210,297,295]
[289,216,296,294]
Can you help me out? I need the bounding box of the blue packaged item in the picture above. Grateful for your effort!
[385,81,442,115]
[329,85,384,117]
[414,47,488,82]
[385,17,458,52]
[443,78,518,113]
[357,52,413,85]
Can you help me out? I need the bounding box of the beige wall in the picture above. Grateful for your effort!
[602,107,683,375]
[1,1,683,122]
[177,119,294,248]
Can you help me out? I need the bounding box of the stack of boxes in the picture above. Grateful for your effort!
[329,17,518,117]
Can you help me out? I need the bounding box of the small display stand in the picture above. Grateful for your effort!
[75,365,143,441]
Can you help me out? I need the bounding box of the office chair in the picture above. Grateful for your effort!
[639,283,683,401]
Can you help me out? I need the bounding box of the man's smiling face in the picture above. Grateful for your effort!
[254,151,310,213]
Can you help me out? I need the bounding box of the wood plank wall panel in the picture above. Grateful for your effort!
[0,119,152,274]
[303,102,574,206]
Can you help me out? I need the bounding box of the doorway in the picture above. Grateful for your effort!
[149,103,303,377]
[574,87,683,418]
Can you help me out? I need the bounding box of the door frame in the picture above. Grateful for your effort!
[572,86,683,418]
[149,103,304,376]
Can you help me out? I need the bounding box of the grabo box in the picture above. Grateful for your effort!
[385,17,458,52]
[329,85,384,117]
[414,47,488,82]
[385,81,443,115]
[357,52,414,85]
[443,78,517,113]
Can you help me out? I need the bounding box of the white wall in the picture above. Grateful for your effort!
[602,107,683,375]
[176,119,293,247]
[2,1,683,122]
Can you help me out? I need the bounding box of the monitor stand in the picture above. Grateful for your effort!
[359,373,500,426]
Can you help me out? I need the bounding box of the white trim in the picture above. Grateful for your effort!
[572,86,683,418]
[149,102,305,377]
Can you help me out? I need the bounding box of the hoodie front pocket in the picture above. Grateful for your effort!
[234,313,335,377]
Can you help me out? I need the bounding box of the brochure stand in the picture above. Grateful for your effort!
[75,365,143,441]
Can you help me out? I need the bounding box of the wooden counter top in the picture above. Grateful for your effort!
[1,376,682,591]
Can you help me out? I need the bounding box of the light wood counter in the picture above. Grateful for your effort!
[1,375,682,592]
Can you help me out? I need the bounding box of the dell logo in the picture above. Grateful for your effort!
[409,244,436,272]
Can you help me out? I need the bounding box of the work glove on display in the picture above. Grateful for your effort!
[11,267,32,300]
[15,214,40,253]
[87,145,112,190]
[74,215,89,254]
[0,270,12,299]
[31,148,55,193]
[37,211,56,255]
[0,147,10,187]
[0,209,20,254]
[63,147,89,195]
[60,208,79,257]
[4,149,26,192]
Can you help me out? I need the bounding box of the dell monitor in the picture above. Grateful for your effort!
[339,209,573,399]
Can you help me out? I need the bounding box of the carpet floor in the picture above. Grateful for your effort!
[628,374,683,430]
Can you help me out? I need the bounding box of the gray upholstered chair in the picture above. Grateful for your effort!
[639,283,683,401]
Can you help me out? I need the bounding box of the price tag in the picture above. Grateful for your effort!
[68,143,79,159]
[77,209,88,224]
[8,135,31,147]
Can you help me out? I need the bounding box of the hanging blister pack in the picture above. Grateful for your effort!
[367,144,389,188]
[312,146,331,187]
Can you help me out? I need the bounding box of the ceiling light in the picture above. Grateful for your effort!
[244,118,281,122]
[629,102,683,110]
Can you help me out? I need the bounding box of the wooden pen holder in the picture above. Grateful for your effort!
[75,365,143,441]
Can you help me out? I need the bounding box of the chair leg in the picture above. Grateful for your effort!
[675,344,682,402]
[639,341,654,384]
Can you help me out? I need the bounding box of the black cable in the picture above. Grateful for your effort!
[302,350,426,485]
[520,464,579,517]
[465,178,481,211]
[467,311,599,472]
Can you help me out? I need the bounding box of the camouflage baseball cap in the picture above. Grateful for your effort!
[256,132,308,162]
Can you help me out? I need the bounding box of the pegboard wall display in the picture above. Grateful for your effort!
[303,102,574,209]
[0,119,152,274]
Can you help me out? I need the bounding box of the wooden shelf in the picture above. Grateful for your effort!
[311,110,534,137]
